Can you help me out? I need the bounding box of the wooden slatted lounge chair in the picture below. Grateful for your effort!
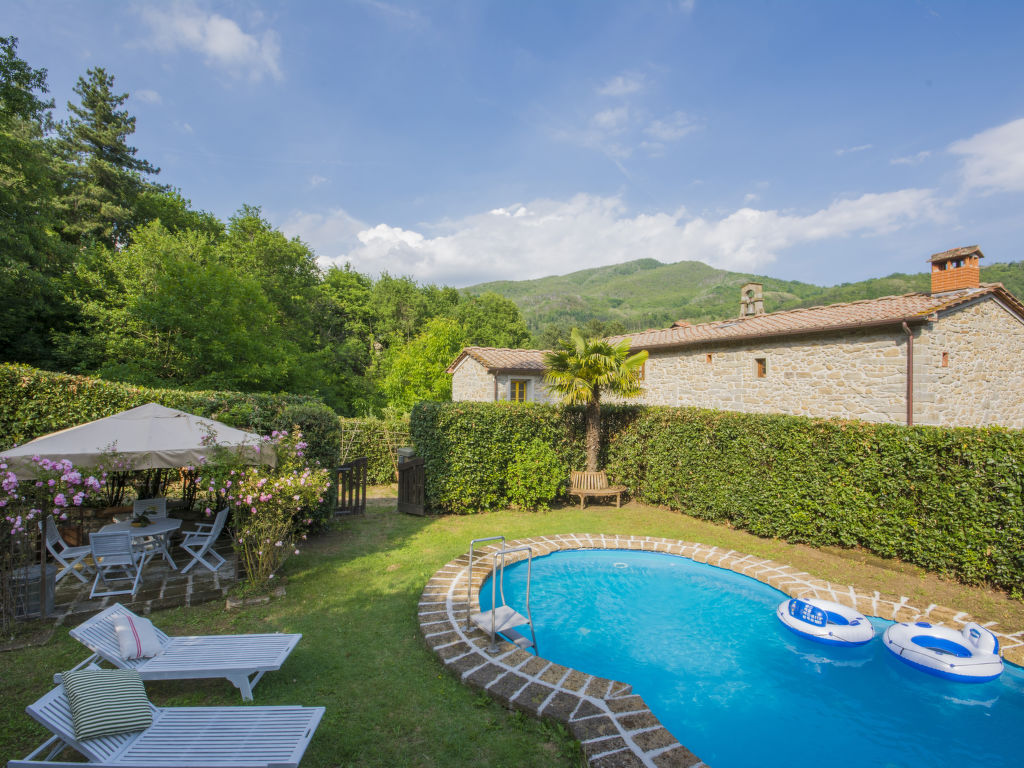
[69,604,302,701]
[180,507,229,574]
[568,470,627,509]
[9,673,324,768]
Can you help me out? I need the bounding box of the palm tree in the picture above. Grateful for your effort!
[543,328,648,472]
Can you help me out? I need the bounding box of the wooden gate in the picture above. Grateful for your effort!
[333,457,367,515]
[397,457,425,516]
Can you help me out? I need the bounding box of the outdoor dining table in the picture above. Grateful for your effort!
[99,517,183,570]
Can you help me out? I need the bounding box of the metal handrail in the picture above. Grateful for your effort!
[467,536,504,629]
[487,545,536,653]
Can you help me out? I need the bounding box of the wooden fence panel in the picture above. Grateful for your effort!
[333,457,368,515]
[397,458,425,516]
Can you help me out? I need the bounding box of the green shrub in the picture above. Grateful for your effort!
[506,439,568,511]
[0,364,340,468]
[411,401,1024,593]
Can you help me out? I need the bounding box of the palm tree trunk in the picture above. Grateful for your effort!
[585,400,600,472]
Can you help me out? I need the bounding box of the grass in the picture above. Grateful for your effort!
[3,492,1022,767]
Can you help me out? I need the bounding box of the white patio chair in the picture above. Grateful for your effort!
[132,498,167,519]
[88,532,148,599]
[179,506,229,574]
[69,603,302,701]
[10,668,324,768]
[134,498,177,568]
[42,517,94,584]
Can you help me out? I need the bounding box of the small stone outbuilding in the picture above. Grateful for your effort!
[447,347,557,403]
[449,246,1024,428]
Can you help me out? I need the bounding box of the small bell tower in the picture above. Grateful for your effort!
[739,282,765,317]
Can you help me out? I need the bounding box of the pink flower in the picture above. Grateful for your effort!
[294,549,300,555]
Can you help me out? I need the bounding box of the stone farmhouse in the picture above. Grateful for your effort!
[448,246,1024,429]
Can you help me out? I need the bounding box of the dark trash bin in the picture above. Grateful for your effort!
[11,564,56,618]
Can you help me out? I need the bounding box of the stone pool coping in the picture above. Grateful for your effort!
[418,534,1024,768]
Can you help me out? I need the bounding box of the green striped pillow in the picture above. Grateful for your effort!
[61,669,153,741]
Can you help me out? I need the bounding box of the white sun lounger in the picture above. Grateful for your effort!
[69,604,302,701]
[9,674,323,768]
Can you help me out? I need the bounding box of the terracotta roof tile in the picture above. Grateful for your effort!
[929,245,983,263]
[447,347,549,374]
[607,285,1018,351]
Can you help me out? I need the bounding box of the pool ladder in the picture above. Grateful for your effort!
[466,536,537,655]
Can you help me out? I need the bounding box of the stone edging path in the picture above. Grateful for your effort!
[417,534,1024,768]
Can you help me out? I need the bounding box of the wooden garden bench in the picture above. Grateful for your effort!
[569,470,627,509]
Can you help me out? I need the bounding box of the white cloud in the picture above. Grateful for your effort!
[181,122,194,134]
[287,189,941,286]
[646,111,696,141]
[676,0,697,13]
[835,144,873,156]
[354,0,426,26]
[140,4,282,82]
[891,150,931,165]
[134,89,162,104]
[949,117,1024,193]
[597,74,645,97]
[744,193,759,203]
[309,175,329,187]
[592,106,630,133]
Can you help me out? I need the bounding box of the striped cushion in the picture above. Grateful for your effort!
[61,669,152,741]
[112,614,163,659]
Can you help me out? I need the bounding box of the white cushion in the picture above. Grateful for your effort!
[112,614,163,660]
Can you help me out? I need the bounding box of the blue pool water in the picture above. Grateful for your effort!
[480,550,1024,768]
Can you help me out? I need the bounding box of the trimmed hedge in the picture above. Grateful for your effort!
[410,401,639,514]
[338,416,411,485]
[411,401,1024,594]
[0,364,342,469]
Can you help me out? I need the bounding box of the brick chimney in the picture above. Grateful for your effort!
[739,282,765,317]
[929,245,983,294]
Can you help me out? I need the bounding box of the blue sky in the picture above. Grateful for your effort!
[10,1,1024,287]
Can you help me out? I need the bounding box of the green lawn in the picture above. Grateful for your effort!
[3,496,1022,767]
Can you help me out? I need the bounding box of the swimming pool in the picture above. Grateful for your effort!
[481,549,1024,768]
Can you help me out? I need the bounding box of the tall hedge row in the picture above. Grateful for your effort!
[411,401,1024,594]
[0,364,342,468]
[410,401,639,513]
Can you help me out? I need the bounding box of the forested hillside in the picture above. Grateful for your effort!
[467,256,1024,337]
[0,37,530,415]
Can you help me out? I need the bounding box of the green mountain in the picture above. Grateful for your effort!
[465,258,1024,335]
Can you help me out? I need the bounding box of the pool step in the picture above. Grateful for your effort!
[471,607,535,649]
[467,536,538,654]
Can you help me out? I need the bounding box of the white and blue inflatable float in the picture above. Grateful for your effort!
[883,621,1003,683]
[776,598,874,646]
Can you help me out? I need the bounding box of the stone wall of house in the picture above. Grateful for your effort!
[494,373,559,404]
[916,298,1024,428]
[631,327,911,423]
[450,357,495,402]
[451,359,558,403]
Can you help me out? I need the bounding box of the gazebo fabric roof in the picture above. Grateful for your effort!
[1,403,274,476]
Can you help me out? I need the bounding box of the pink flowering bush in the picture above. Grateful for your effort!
[1,457,104,539]
[194,430,329,587]
[1,457,104,633]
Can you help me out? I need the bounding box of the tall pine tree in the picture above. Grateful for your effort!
[56,67,160,248]
[0,36,72,364]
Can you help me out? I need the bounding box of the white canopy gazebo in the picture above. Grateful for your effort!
[1,403,275,476]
